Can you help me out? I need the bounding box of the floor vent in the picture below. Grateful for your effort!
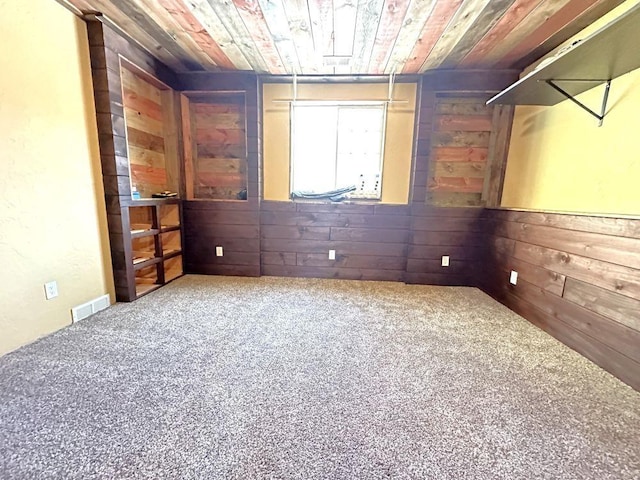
[71,294,111,323]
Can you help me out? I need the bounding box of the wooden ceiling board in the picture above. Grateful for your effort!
[63,0,626,75]
[383,0,437,74]
[401,0,463,73]
[367,0,412,74]
[350,0,385,73]
[497,0,601,68]
[510,0,627,70]
[232,0,287,74]
[307,0,334,73]
[68,0,190,71]
[186,0,253,71]
[156,0,236,70]
[206,0,271,73]
[280,0,319,74]
[439,0,518,68]
[257,0,302,74]
[459,0,545,67]
[487,2,640,106]
[478,0,575,66]
[131,0,219,71]
[333,0,358,58]
[110,0,203,70]
[420,0,494,71]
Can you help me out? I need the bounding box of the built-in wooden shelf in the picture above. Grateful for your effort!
[131,228,160,239]
[133,256,162,271]
[135,283,161,297]
[162,249,182,260]
[487,3,640,114]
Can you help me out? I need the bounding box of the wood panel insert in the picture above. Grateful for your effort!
[182,92,248,200]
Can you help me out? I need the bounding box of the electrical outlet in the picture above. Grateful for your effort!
[510,270,518,285]
[328,249,336,260]
[215,246,223,257]
[441,255,450,267]
[44,281,58,300]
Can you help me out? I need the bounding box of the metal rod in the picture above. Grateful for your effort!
[598,80,611,127]
[545,80,603,121]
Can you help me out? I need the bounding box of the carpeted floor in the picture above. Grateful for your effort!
[0,275,639,479]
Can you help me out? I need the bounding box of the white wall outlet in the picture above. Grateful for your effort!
[216,246,223,257]
[328,249,336,260]
[44,280,58,300]
[510,270,518,285]
[441,255,450,267]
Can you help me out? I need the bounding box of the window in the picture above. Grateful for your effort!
[291,102,386,199]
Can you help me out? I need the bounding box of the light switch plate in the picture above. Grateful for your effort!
[44,280,58,300]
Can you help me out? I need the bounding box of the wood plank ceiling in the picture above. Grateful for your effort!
[63,0,624,74]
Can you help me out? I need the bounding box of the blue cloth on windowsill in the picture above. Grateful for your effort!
[290,185,356,202]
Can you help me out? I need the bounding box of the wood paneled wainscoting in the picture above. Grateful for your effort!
[261,202,411,282]
[183,201,486,285]
[406,206,485,285]
[183,200,260,277]
[480,208,640,390]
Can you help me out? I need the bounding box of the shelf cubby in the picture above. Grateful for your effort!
[164,255,183,283]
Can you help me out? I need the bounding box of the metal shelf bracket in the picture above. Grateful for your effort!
[543,79,611,126]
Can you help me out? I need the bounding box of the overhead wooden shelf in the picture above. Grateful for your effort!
[487,3,640,123]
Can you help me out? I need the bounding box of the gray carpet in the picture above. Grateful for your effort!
[0,275,638,479]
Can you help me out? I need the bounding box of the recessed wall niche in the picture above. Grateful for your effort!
[181,92,248,200]
[120,60,180,199]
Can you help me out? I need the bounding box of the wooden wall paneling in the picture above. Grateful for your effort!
[190,94,247,200]
[420,69,519,92]
[259,201,409,281]
[427,95,494,207]
[85,14,183,86]
[87,18,184,301]
[183,201,261,276]
[563,278,640,332]
[493,221,640,272]
[180,94,195,199]
[486,277,640,390]
[411,86,435,204]
[406,205,484,285]
[121,66,168,197]
[489,209,640,239]
[162,89,182,196]
[482,104,514,207]
[482,208,640,391]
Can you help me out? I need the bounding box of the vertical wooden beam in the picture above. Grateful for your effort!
[162,89,181,195]
[411,83,435,204]
[180,94,194,200]
[482,104,514,207]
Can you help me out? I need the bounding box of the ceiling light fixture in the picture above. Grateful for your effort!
[322,55,352,67]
